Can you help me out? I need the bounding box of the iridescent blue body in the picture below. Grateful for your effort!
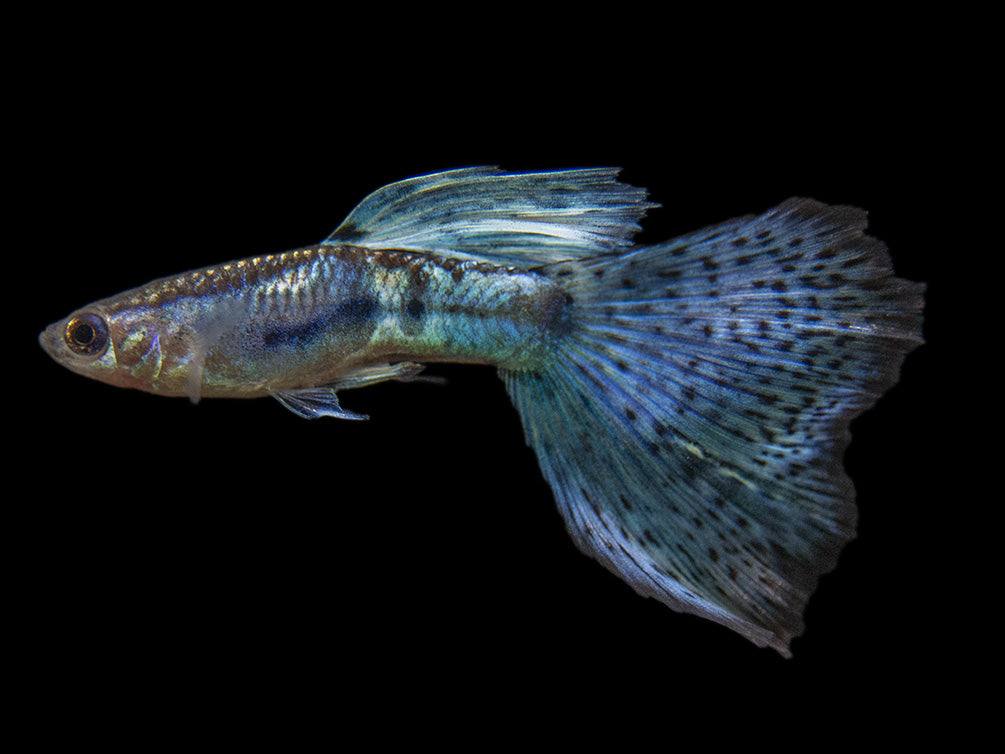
[40,168,924,655]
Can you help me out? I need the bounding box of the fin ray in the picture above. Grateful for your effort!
[324,167,656,266]
[271,386,368,420]
[271,362,427,420]
[503,197,924,655]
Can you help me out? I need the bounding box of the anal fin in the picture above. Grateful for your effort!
[325,361,427,390]
[270,362,428,420]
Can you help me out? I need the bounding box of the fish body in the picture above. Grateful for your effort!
[40,244,567,406]
[40,167,924,655]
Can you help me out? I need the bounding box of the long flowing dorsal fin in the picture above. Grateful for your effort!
[323,167,657,266]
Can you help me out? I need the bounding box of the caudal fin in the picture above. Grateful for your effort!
[502,198,924,655]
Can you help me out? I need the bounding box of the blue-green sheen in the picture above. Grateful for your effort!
[39,168,924,655]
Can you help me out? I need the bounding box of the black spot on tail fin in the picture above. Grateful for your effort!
[502,198,923,654]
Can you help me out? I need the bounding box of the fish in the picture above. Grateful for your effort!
[39,167,924,655]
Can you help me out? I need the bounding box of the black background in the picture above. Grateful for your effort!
[17,13,969,742]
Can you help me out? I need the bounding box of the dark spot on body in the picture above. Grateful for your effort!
[406,298,425,318]
[262,296,377,348]
[262,318,326,349]
[335,297,378,321]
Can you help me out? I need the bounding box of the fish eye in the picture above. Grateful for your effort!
[64,312,109,356]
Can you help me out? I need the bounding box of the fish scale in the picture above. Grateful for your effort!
[40,168,923,655]
[352,247,565,368]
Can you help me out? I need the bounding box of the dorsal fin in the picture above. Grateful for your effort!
[323,167,657,266]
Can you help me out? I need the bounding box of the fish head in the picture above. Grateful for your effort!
[39,299,171,395]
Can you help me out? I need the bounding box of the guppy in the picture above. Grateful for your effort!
[40,167,924,655]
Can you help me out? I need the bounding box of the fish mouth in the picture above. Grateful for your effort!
[38,320,65,362]
[39,319,90,375]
